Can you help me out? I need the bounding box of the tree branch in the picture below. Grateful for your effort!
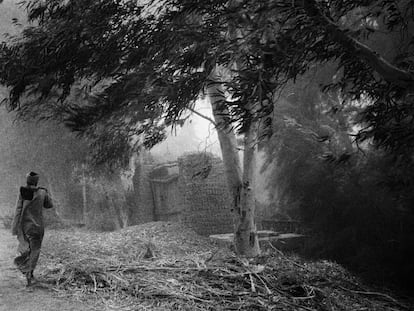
[187,106,217,126]
[304,0,414,90]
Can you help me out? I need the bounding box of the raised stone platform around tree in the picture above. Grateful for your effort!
[209,231,306,252]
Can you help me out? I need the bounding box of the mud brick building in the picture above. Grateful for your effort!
[142,153,234,235]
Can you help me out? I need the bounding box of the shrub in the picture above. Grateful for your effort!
[275,150,414,290]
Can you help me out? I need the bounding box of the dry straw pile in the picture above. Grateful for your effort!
[37,222,410,310]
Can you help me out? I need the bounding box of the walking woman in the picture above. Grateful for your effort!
[11,172,53,286]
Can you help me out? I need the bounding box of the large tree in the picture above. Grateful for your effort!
[1,0,414,255]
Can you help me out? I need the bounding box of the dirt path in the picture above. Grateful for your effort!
[0,229,93,311]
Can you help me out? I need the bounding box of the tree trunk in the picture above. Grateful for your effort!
[111,196,128,229]
[207,67,260,257]
[207,74,243,213]
[120,207,129,228]
[108,199,122,231]
[81,164,88,224]
[234,123,261,256]
[99,184,122,231]
[117,191,129,228]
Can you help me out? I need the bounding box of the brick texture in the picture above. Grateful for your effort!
[177,153,234,235]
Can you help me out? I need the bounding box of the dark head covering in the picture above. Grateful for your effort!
[26,171,39,186]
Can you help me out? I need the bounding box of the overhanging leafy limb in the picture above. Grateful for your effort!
[304,0,414,90]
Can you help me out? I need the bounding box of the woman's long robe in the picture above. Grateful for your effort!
[11,186,53,273]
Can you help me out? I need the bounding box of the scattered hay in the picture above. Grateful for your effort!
[37,222,411,310]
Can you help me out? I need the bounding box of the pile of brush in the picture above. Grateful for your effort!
[37,222,410,311]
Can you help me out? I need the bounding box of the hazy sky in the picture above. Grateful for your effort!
[150,98,221,162]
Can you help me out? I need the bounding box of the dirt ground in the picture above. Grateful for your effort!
[0,229,93,311]
[2,224,411,311]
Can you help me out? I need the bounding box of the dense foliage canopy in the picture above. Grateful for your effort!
[1,0,414,164]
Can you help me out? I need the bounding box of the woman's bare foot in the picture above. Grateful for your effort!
[25,272,32,287]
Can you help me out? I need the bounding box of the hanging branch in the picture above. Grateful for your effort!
[303,0,414,90]
[187,106,217,127]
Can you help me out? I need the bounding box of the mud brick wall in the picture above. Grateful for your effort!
[151,176,183,221]
[178,153,234,235]
[127,153,234,235]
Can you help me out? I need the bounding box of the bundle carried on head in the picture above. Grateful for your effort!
[26,171,39,186]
